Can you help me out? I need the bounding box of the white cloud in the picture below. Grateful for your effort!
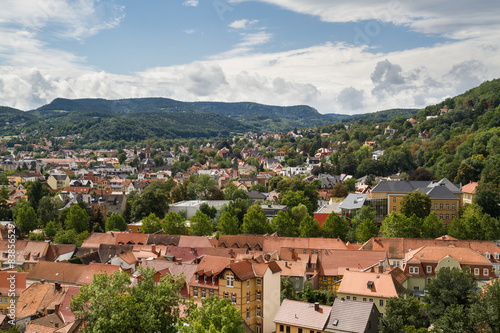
[183,0,199,7]
[184,29,196,34]
[229,19,259,29]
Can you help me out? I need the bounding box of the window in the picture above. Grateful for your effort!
[256,291,261,301]
[247,308,250,319]
[201,289,206,298]
[434,204,437,210]
[224,292,229,299]
[298,329,303,333]
[286,326,290,333]
[495,253,500,260]
[379,299,384,306]
[427,266,432,273]
[323,276,328,282]
[446,204,449,210]
[204,275,207,283]
[346,296,350,300]
[247,280,250,287]
[413,286,420,291]
[440,204,443,210]
[369,298,373,302]
[452,214,456,220]
[427,278,432,284]
[393,197,396,203]
[452,204,456,210]
[195,273,199,281]
[212,276,216,284]
[227,276,234,287]
[363,298,367,301]
[486,253,491,259]
[257,278,262,286]
[193,288,198,297]
[474,268,480,276]
[439,214,443,220]
[446,214,449,220]
[409,266,419,274]
[392,206,396,212]
[256,307,261,317]
[209,290,214,297]
[231,294,236,304]
[483,268,489,276]
[323,286,328,291]
[279,325,284,332]
[247,292,250,303]
[256,325,262,333]
[353,297,357,301]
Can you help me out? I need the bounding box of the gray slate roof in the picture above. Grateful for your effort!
[339,194,368,210]
[324,299,380,333]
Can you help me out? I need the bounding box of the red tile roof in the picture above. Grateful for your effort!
[274,299,332,331]
[338,271,406,299]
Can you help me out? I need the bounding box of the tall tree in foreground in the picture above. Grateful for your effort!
[380,296,429,333]
[178,297,244,333]
[71,268,185,333]
[217,212,240,235]
[241,205,271,235]
[400,190,431,219]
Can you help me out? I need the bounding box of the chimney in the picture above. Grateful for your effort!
[55,323,59,328]
[378,260,384,273]
[151,244,156,253]
[314,302,319,311]
[55,304,60,313]
[55,283,61,291]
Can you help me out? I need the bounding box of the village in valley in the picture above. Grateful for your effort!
[1,93,500,333]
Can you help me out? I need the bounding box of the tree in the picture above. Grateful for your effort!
[344,178,356,192]
[118,152,127,165]
[298,215,321,238]
[280,277,299,302]
[408,167,434,181]
[54,229,79,245]
[162,211,188,235]
[448,204,500,240]
[65,204,90,234]
[44,220,62,237]
[141,213,162,234]
[471,279,500,332]
[331,183,348,198]
[26,180,51,212]
[250,183,267,193]
[199,203,217,219]
[15,204,38,235]
[188,174,216,200]
[356,218,379,243]
[71,268,185,333]
[270,211,298,237]
[280,190,314,214]
[474,182,500,218]
[105,213,127,232]
[420,213,444,239]
[400,191,431,219]
[217,212,240,235]
[241,205,271,234]
[190,211,214,236]
[423,267,476,321]
[380,296,429,333]
[431,304,478,333]
[321,213,349,240]
[178,297,244,333]
[37,196,61,228]
[131,181,171,221]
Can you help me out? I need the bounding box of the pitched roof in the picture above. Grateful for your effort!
[81,232,121,248]
[0,271,27,296]
[276,261,307,277]
[77,263,122,285]
[404,246,492,265]
[462,181,479,194]
[115,233,148,245]
[147,234,181,246]
[26,261,87,285]
[226,260,256,280]
[178,235,213,248]
[140,261,198,284]
[339,194,368,210]
[324,298,380,333]
[274,299,332,331]
[319,250,388,276]
[16,282,68,319]
[337,271,406,299]
[59,286,80,324]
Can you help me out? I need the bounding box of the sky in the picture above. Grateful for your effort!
[0,0,499,114]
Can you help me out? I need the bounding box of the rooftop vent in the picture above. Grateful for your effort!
[367,281,374,289]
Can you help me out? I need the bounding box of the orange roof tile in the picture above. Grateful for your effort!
[274,299,332,331]
[77,263,122,285]
[338,271,406,299]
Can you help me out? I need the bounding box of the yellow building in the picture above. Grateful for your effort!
[46,174,71,190]
[189,256,281,333]
[462,181,479,205]
[337,271,407,315]
[370,178,462,226]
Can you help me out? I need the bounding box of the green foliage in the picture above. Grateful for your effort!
[141,213,162,234]
[448,204,500,240]
[190,211,214,236]
[216,212,240,235]
[105,213,127,232]
[162,211,188,235]
[298,215,321,238]
[199,203,217,219]
[331,183,349,198]
[270,211,298,237]
[381,212,417,238]
[420,213,445,239]
[37,196,61,228]
[280,190,313,214]
[178,297,244,333]
[64,204,90,234]
[380,296,429,333]
[54,229,78,245]
[26,180,51,211]
[423,267,476,321]
[356,218,379,243]
[241,205,271,234]
[400,190,431,219]
[71,267,185,333]
[15,204,38,234]
[131,181,170,221]
[250,183,267,193]
[474,182,500,218]
[300,281,336,305]
[471,279,500,332]
[44,220,62,237]
[344,177,356,192]
[321,213,350,240]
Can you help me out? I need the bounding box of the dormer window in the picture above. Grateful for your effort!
[204,276,207,283]
[486,253,491,260]
[212,276,216,284]
[195,274,199,282]
[495,253,500,260]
